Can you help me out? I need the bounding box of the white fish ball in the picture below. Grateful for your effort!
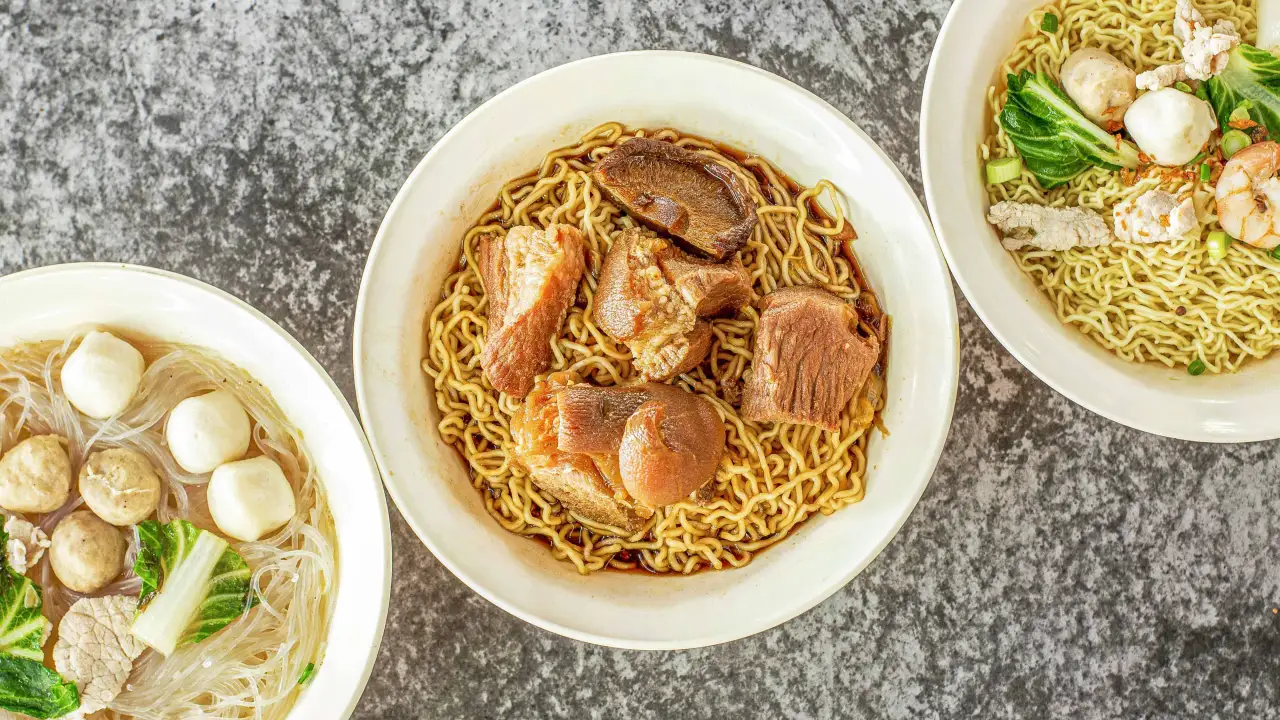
[1124,89,1216,167]
[166,390,251,474]
[60,331,145,420]
[207,456,296,542]
[1060,48,1137,126]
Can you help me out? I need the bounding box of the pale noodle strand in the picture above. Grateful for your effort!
[422,123,884,575]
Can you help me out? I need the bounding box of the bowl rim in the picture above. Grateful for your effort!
[0,261,392,718]
[920,0,1280,444]
[355,49,960,649]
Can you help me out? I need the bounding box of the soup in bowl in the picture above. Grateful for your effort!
[0,264,389,719]
[922,0,1280,441]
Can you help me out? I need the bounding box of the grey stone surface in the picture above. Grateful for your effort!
[3,0,1279,718]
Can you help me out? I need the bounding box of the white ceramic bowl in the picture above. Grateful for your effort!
[355,51,958,649]
[922,0,1280,442]
[0,263,390,719]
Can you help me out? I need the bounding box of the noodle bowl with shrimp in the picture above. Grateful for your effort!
[981,0,1280,375]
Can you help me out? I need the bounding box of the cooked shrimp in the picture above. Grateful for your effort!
[1215,141,1280,249]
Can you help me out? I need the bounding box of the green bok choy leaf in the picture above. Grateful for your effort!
[999,70,1141,188]
[0,527,79,719]
[1206,44,1280,135]
[131,519,254,656]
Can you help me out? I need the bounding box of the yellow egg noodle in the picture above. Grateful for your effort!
[983,0,1280,373]
[423,122,886,575]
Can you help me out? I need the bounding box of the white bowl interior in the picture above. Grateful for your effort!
[357,52,958,648]
[922,0,1280,442]
[0,265,390,719]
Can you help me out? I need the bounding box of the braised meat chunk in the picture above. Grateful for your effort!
[510,373,646,531]
[555,382,725,507]
[618,394,725,507]
[634,320,712,381]
[658,252,754,317]
[593,138,757,260]
[592,229,673,343]
[742,286,882,432]
[593,228,711,380]
[555,383,657,454]
[511,374,725,523]
[479,224,586,398]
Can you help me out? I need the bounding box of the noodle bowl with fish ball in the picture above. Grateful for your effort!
[923,0,1280,440]
[0,264,389,719]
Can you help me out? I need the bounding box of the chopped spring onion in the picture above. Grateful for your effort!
[1229,104,1254,125]
[1175,81,1194,93]
[1187,359,1207,376]
[1200,162,1212,182]
[1271,246,1280,261]
[1207,230,1231,260]
[298,662,316,686]
[1222,129,1252,158]
[1041,13,1058,32]
[986,157,1023,184]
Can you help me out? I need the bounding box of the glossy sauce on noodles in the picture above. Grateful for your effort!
[423,123,888,576]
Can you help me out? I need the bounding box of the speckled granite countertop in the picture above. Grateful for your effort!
[4,0,1279,717]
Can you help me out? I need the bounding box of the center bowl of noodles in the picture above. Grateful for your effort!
[0,264,390,719]
[923,0,1280,442]
[355,51,958,649]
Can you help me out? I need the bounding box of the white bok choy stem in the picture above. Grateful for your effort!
[131,531,228,656]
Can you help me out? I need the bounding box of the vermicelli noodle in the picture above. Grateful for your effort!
[423,122,886,575]
[983,0,1277,373]
[0,334,336,720]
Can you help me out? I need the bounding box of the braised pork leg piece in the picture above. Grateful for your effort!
[593,138,757,260]
[593,228,752,380]
[478,224,586,398]
[555,382,725,507]
[593,228,712,380]
[657,251,755,317]
[555,383,657,454]
[618,396,725,507]
[742,286,882,432]
[510,373,646,531]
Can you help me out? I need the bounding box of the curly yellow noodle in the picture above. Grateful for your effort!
[981,0,1280,373]
[422,123,884,575]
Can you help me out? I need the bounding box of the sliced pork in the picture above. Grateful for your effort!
[987,201,1114,251]
[510,373,646,531]
[479,224,586,398]
[742,286,882,431]
[593,138,757,260]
